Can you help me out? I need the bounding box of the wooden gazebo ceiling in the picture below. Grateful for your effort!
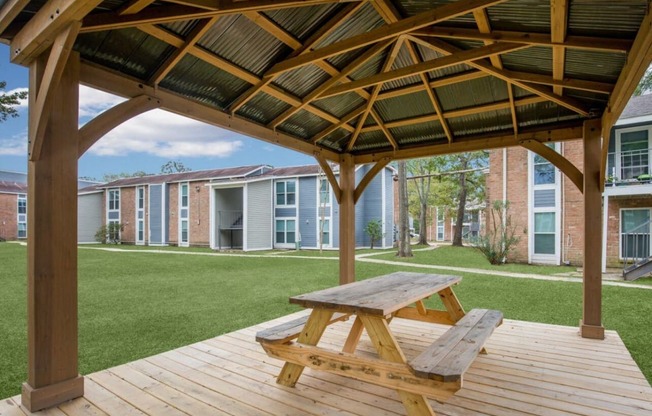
[1,0,651,166]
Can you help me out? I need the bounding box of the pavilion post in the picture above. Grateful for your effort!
[339,154,356,285]
[22,51,83,411]
[580,119,605,339]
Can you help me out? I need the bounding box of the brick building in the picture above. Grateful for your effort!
[487,94,652,268]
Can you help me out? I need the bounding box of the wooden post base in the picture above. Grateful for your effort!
[21,375,84,412]
[579,321,605,340]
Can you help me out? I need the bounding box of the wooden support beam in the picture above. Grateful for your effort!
[22,51,83,413]
[29,21,80,161]
[0,0,30,36]
[81,0,363,33]
[354,123,584,164]
[551,0,568,95]
[78,95,160,157]
[580,119,605,340]
[266,0,507,76]
[339,154,356,285]
[315,153,341,204]
[80,62,341,162]
[11,0,101,65]
[118,0,155,15]
[376,70,489,101]
[412,27,632,53]
[354,159,390,203]
[312,104,366,144]
[149,17,218,85]
[322,42,527,98]
[505,70,613,94]
[520,139,583,193]
[370,109,398,149]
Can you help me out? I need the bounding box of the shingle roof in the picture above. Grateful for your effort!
[0,181,27,194]
[101,165,269,188]
[619,94,652,120]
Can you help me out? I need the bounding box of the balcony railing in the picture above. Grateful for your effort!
[218,210,243,230]
[606,148,651,185]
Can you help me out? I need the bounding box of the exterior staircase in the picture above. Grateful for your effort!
[622,219,652,281]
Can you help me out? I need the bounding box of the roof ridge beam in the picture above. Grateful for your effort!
[551,0,569,95]
[265,0,508,76]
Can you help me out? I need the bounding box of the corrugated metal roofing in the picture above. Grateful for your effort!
[436,76,510,112]
[161,20,197,38]
[375,90,434,122]
[273,64,330,98]
[278,109,331,139]
[565,50,625,83]
[354,130,394,151]
[568,1,647,37]
[487,0,551,32]
[263,3,341,41]
[312,93,366,119]
[517,101,581,128]
[501,46,553,75]
[448,109,514,137]
[314,2,384,49]
[390,121,447,145]
[236,92,292,125]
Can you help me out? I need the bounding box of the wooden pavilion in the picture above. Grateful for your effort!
[0,0,650,412]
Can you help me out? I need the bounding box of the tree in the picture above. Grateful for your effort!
[396,161,413,257]
[450,152,487,246]
[634,66,652,96]
[407,158,436,245]
[0,81,27,123]
[476,201,521,264]
[161,160,192,174]
[364,219,383,249]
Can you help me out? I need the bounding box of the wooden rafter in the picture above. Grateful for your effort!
[81,0,363,33]
[354,158,391,203]
[138,24,352,130]
[416,37,591,116]
[149,17,218,85]
[551,0,568,96]
[269,38,394,129]
[265,0,507,76]
[471,8,517,134]
[311,105,366,144]
[80,62,341,162]
[413,27,631,53]
[345,38,403,151]
[314,153,341,203]
[321,42,527,98]
[118,0,155,15]
[29,22,80,161]
[78,95,160,157]
[520,139,583,192]
[0,0,29,36]
[229,2,365,114]
[11,0,102,64]
[505,70,613,94]
[377,70,489,100]
[354,123,584,164]
[370,109,398,150]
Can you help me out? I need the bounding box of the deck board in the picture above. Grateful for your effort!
[2,312,651,416]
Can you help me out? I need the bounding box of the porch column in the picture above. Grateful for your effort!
[22,52,83,410]
[581,119,605,339]
[339,154,355,285]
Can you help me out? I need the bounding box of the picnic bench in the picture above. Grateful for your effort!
[256,272,503,416]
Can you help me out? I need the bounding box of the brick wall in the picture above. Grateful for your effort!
[561,140,584,265]
[120,187,135,244]
[168,183,178,245]
[0,193,17,240]
[189,181,210,246]
[606,196,652,267]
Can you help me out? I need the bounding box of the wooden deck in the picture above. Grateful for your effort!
[2,312,651,416]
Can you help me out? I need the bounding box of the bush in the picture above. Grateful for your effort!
[364,219,384,249]
[95,223,123,244]
[476,201,520,265]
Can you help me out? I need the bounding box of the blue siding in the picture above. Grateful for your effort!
[332,174,340,248]
[299,177,317,247]
[385,169,394,247]
[354,166,367,246]
[164,185,170,244]
[362,167,383,247]
[275,207,296,217]
[149,185,162,244]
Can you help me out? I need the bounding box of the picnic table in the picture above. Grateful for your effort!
[256,272,502,416]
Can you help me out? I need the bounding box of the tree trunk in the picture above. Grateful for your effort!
[397,161,413,257]
[452,160,469,247]
[418,201,428,245]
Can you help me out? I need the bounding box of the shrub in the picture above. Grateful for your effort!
[476,201,520,265]
[95,223,123,244]
[364,219,384,249]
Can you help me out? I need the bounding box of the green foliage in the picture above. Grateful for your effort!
[161,160,192,174]
[364,219,383,249]
[0,81,27,123]
[95,223,124,244]
[634,66,652,96]
[476,200,521,265]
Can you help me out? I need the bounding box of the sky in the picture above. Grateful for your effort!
[0,44,314,180]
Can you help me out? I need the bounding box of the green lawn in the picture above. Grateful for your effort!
[1,242,650,400]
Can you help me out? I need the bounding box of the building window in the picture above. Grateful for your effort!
[620,129,649,180]
[275,219,296,244]
[534,212,556,255]
[276,180,296,206]
[319,218,330,245]
[319,179,330,205]
[621,209,650,259]
[533,149,555,185]
[179,183,189,245]
[436,209,444,241]
[181,183,188,207]
[138,220,144,242]
[136,186,145,244]
[17,194,26,238]
[529,143,560,262]
[138,187,144,210]
[108,189,120,211]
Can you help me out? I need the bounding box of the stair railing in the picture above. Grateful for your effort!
[622,219,652,273]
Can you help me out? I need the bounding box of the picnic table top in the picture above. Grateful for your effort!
[289,272,461,316]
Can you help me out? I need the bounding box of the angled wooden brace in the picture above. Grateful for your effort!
[314,152,342,204]
[520,139,584,193]
[78,95,161,158]
[354,158,391,204]
[29,21,80,161]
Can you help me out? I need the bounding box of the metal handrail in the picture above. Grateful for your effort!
[622,219,652,273]
[218,210,243,229]
[606,148,651,182]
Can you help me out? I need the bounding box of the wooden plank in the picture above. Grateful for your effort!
[314,153,342,204]
[83,377,148,416]
[354,158,390,203]
[0,0,30,36]
[342,316,364,353]
[409,309,503,382]
[58,397,108,416]
[339,154,356,285]
[394,307,456,325]
[118,0,155,15]
[290,272,461,315]
[312,104,365,144]
[551,0,568,95]
[437,287,466,322]
[255,312,349,343]
[266,0,508,76]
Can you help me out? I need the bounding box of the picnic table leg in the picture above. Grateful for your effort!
[277,309,333,387]
[438,287,465,322]
[360,315,435,416]
[342,316,364,353]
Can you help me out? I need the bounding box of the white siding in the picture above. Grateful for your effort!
[78,193,103,243]
[246,180,272,250]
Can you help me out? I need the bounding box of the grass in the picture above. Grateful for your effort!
[1,242,650,400]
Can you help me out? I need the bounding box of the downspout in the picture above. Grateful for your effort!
[502,148,507,263]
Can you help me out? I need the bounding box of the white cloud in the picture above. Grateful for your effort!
[87,108,244,158]
[0,132,27,156]
[79,86,125,117]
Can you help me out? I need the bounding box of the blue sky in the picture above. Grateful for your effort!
[0,44,314,180]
